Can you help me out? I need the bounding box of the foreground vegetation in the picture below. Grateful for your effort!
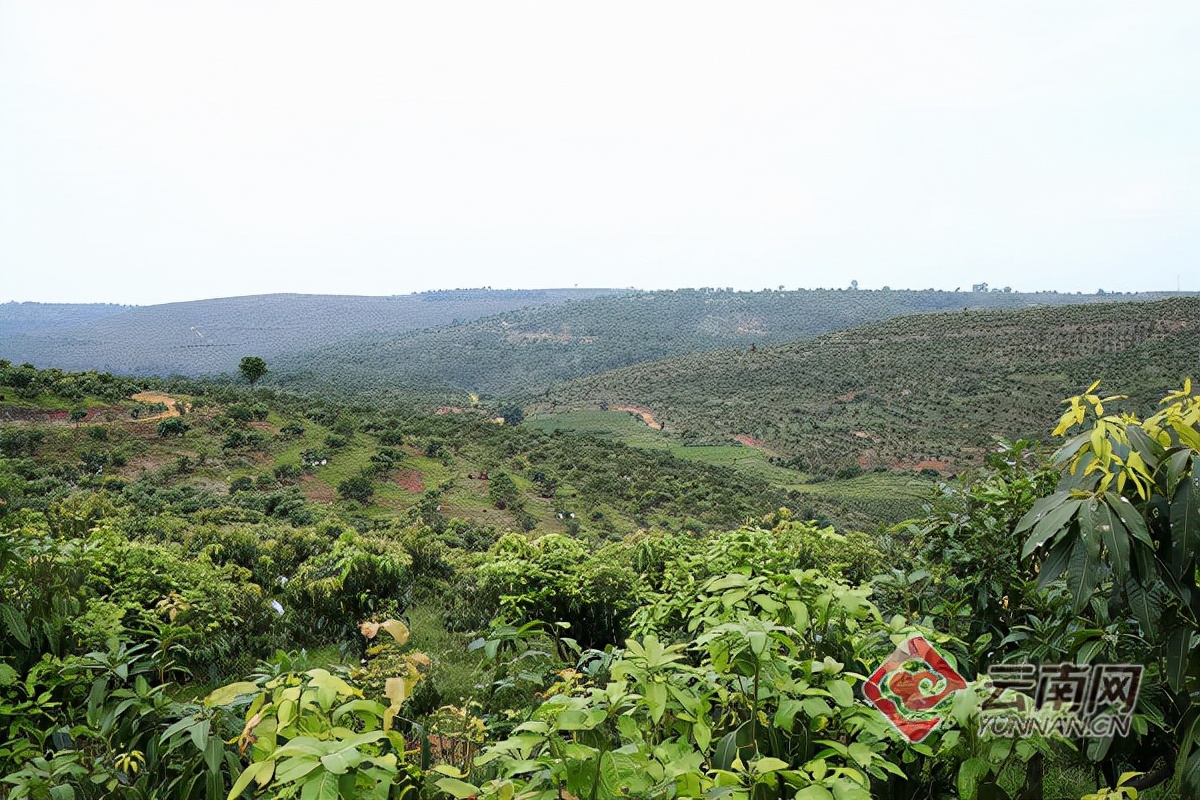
[2,361,1200,799]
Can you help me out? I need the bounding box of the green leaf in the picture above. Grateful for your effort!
[226,761,274,800]
[1015,492,1073,535]
[1165,625,1193,693]
[0,662,15,688]
[1171,473,1200,581]
[1036,537,1073,591]
[1183,746,1200,799]
[1066,511,1101,613]
[644,681,667,724]
[0,604,30,648]
[1106,494,1153,547]
[1020,496,1081,558]
[299,770,339,800]
[205,682,260,708]
[1097,498,1131,584]
[712,731,739,771]
[1125,576,1161,637]
[847,742,872,768]
[752,756,789,774]
[775,699,804,731]
[274,755,321,784]
[1166,450,1193,497]
[957,757,992,800]
[827,679,854,708]
[1126,424,1163,469]
[795,786,835,800]
[435,778,481,799]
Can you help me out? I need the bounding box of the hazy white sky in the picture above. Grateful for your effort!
[1,1,1197,305]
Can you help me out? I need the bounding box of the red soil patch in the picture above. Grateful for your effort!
[396,469,425,493]
[611,405,662,430]
[836,391,859,402]
[0,406,121,424]
[300,474,336,503]
[732,434,774,454]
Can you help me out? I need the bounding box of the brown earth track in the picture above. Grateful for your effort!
[611,405,662,430]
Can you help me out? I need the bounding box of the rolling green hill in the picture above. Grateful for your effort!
[534,297,1200,477]
[0,364,792,540]
[0,289,623,376]
[271,287,1191,399]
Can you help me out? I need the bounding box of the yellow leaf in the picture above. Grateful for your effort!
[380,619,410,645]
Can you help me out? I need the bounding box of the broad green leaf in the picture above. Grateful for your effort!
[1125,576,1161,637]
[205,682,260,708]
[1166,625,1193,693]
[226,761,274,800]
[957,757,991,800]
[827,679,854,708]
[712,731,739,771]
[1096,499,1131,584]
[644,681,667,724]
[1126,424,1163,468]
[1106,493,1153,547]
[847,742,872,768]
[1171,474,1200,580]
[189,718,210,754]
[1036,536,1074,591]
[1183,746,1200,799]
[752,756,789,774]
[1066,512,1100,613]
[831,783,872,800]
[775,699,804,731]
[1020,497,1082,558]
[0,604,30,648]
[274,755,321,784]
[299,770,339,800]
[1015,492,1072,539]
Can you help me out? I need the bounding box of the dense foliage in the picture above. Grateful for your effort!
[3,359,1199,799]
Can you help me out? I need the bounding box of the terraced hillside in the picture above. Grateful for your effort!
[272,288,1188,398]
[536,297,1200,476]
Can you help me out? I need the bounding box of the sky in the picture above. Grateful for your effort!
[1,1,1197,305]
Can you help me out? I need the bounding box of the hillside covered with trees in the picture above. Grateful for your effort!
[0,289,623,377]
[536,297,1200,477]
[268,288,1188,399]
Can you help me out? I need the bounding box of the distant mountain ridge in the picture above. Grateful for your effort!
[270,288,1195,398]
[0,289,625,375]
[0,302,136,336]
